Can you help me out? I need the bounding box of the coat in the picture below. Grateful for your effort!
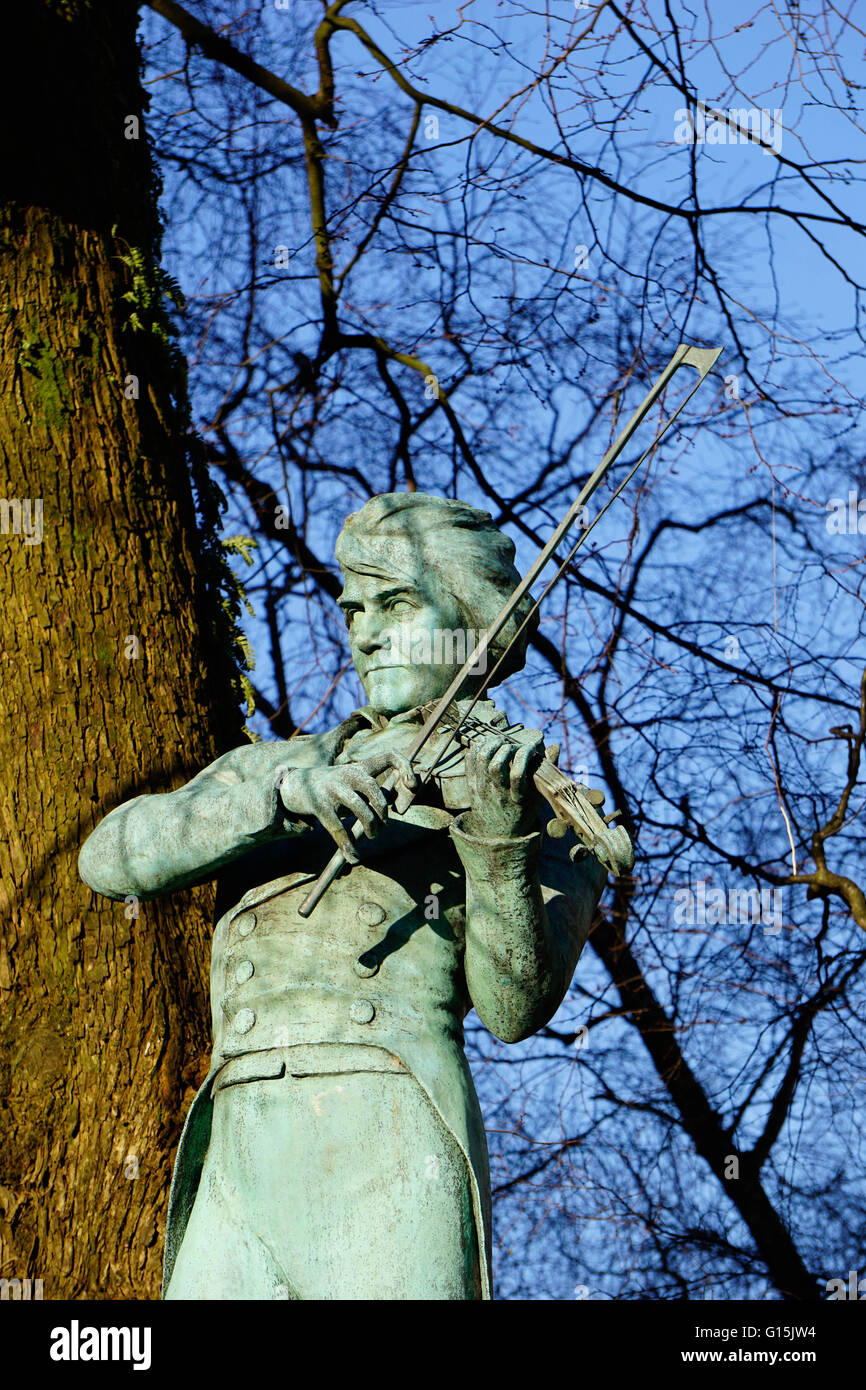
[78,704,606,1299]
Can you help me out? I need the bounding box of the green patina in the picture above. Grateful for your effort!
[78,491,613,1301]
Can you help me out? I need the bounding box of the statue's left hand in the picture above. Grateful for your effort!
[461,729,544,840]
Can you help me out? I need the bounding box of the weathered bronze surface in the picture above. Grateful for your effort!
[79,493,608,1299]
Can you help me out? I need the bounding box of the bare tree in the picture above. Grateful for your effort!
[104,0,866,1298]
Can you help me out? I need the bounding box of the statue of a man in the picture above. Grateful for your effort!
[79,492,607,1300]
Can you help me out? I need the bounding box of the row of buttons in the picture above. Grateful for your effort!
[228,903,387,1035]
[234,900,387,934]
[232,998,377,1034]
[233,911,258,1033]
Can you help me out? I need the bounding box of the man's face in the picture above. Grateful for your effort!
[338,552,476,715]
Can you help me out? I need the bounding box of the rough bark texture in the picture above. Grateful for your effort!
[0,1,245,1297]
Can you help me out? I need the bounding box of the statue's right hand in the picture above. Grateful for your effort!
[277,752,417,864]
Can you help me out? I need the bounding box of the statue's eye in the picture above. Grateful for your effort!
[390,598,415,615]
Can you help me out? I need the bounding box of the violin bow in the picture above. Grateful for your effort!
[298,343,722,918]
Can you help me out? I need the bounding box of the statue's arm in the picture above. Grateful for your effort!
[78,742,311,901]
[450,817,607,1043]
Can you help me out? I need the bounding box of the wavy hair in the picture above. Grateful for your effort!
[335,492,538,686]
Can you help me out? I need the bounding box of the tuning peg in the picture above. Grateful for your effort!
[546,817,569,839]
[576,784,605,808]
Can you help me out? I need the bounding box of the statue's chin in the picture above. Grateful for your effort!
[363,667,481,717]
[362,670,421,716]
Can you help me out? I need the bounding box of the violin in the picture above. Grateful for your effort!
[421,704,635,877]
[355,701,634,878]
[310,699,634,921]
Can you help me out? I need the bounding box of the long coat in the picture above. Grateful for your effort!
[78,705,606,1299]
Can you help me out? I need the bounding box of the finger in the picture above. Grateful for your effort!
[461,741,479,798]
[518,729,544,754]
[464,737,488,801]
[332,787,380,839]
[473,733,504,771]
[385,750,418,789]
[509,742,535,792]
[469,735,501,796]
[314,804,360,863]
[344,768,389,822]
[488,740,516,785]
[363,749,417,789]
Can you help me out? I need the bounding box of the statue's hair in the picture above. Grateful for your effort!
[335,492,538,686]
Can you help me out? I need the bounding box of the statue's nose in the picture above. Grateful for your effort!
[353,612,388,654]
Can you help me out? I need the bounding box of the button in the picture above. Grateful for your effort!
[349,999,376,1024]
[235,960,254,984]
[234,1008,256,1034]
[358,901,386,926]
[237,912,257,937]
[353,956,379,978]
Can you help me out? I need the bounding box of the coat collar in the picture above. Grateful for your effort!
[355,704,428,732]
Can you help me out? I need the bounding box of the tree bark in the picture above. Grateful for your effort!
[0,1,245,1298]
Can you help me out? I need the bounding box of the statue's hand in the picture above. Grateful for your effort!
[278,752,417,863]
[461,729,544,840]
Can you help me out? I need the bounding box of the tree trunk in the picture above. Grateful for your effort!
[0,0,245,1298]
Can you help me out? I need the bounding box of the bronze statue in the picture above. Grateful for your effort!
[78,345,717,1298]
[79,493,610,1299]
